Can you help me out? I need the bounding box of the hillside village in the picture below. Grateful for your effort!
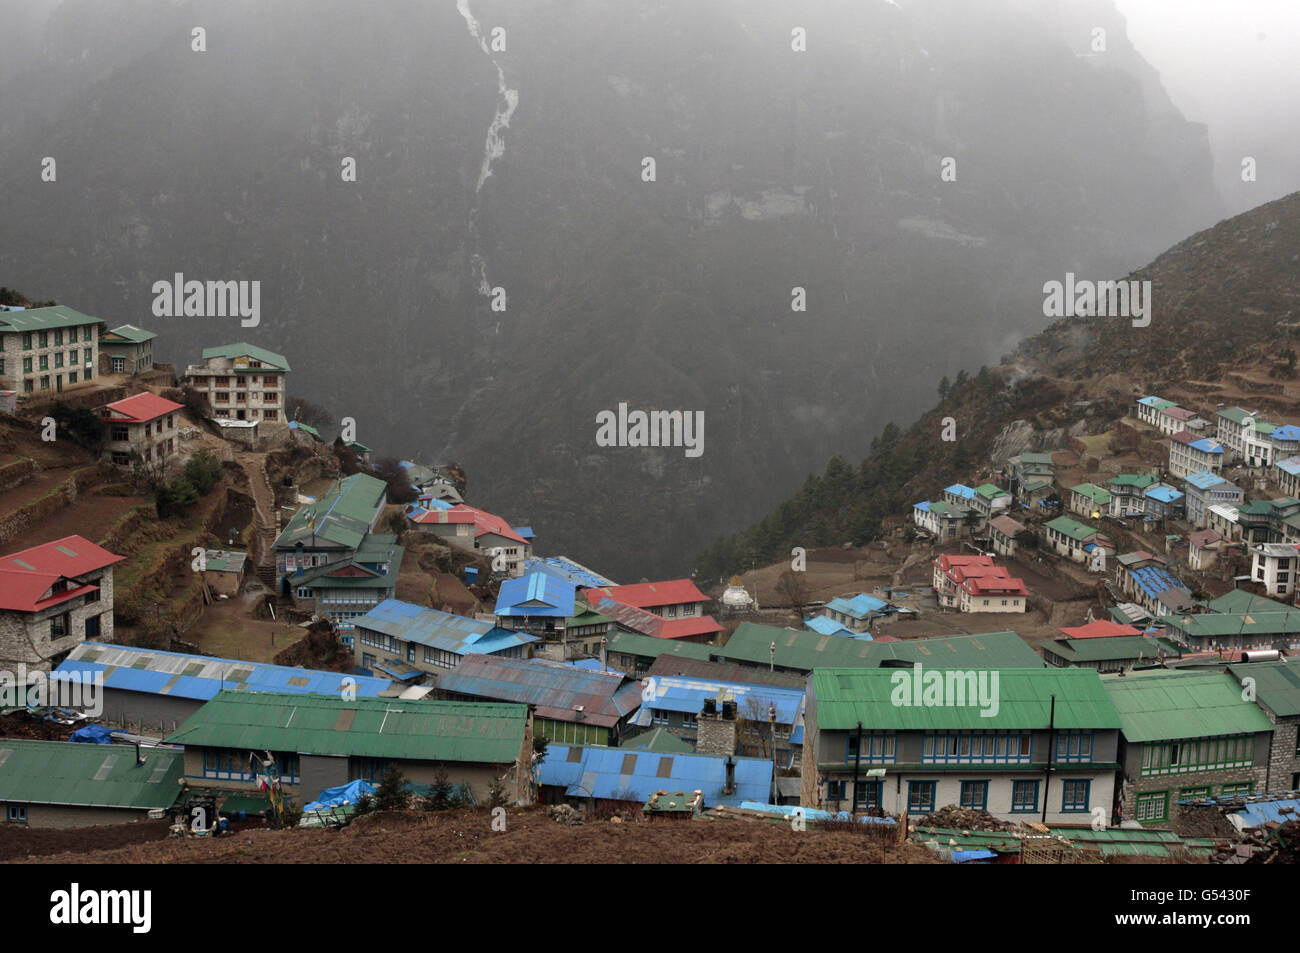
[6,293,1300,864]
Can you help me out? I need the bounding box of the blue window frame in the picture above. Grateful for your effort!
[845,732,896,764]
[825,779,846,801]
[922,732,1033,764]
[1061,779,1090,813]
[1011,779,1040,813]
[1055,732,1094,763]
[959,780,989,811]
[6,804,28,823]
[352,757,390,783]
[907,781,936,814]
[854,780,882,810]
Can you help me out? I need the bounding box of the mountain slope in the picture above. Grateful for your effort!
[695,189,1300,582]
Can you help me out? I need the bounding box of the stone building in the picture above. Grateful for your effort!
[99,391,184,470]
[184,342,289,424]
[0,535,123,672]
[0,305,102,397]
[98,325,156,375]
[1105,671,1275,826]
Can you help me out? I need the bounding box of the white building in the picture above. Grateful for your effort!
[1251,543,1300,599]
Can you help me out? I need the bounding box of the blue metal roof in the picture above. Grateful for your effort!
[913,500,932,512]
[1183,471,1227,491]
[944,484,977,500]
[804,615,859,638]
[513,526,535,539]
[1144,485,1183,503]
[630,675,805,727]
[356,599,537,655]
[1130,565,1190,600]
[561,658,626,676]
[1273,426,1300,442]
[57,642,393,702]
[825,593,888,620]
[495,572,576,617]
[1137,395,1167,406]
[522,556,615,589]
[1278,458,1300,476]
[1189,438,1224,454]
[539,744,773,806]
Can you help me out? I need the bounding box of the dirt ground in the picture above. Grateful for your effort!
[186,588,308,662]
[10,808,942,865]
[0,713,75,742]
[0,480,147,551]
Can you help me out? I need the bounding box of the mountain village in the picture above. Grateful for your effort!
[5,297,1300,864]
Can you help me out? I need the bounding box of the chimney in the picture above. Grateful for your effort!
[696,696,737,756]
[135,743,145,766]
[600,638,607,673]
[723,756,736,795]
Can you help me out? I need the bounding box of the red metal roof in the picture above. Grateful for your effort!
[452,505,528,545]
[961,576,1029,597]
[586,579,708,610]
[101,391,184,423]
[1057,620,1143,639]
[933,554,996,572]
[0,536,122,612]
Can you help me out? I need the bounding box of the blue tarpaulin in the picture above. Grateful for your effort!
[69,724,114,744]
[304,780,376,813]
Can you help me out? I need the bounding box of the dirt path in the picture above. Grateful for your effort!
[235,452,278,580]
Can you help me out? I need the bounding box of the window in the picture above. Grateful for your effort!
[907,781,936,814]
[263,409,278,421]
[682,712,697,729]
[845,732,897,764]
[1221,782,1254,797]
[854,780,882,810]
[53,329,63,346]
[112,357,125,373]
[352,758,389,783]
[1011,780,1039,813]
[923,731,1032,764]
[38,331,48,348]
[68,371,76,384]
[111,426,129,442]
[22,357,32,373]
[1179,786,1210,800]
[39,355,48,370]
[50,614,68,638]
[23,380,32,393]
[6,804,27,824]
[825,779,846,801]
[1140,735,1253,776]
[1055,732,1094,763]
[1061,779,1090,813]
[22,332,31,350]
[111,451,130,466]
[959,780,988,811]
[1136,791,1168,822]
[652,709,671,726]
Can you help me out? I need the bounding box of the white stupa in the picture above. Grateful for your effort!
[721,575,754,610]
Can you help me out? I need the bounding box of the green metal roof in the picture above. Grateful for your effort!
[1045,516,1106,542]
[975,483,1010,500]
[1218,407,1253,424]
[567,601,615,627]
[0,739,184,810]
[274,473,387,551]
[164,691,529,763]
[104,324,157,344]
[619,727,695,753]
[0,304,104,334]
[1070,483,1112,505]
[1012,452,1055,465]
[1102,671,1275,742]
[811,667,1119,731]
[606,629,712,661]
[1226,661,1300,718]
[1109,473,1158,488]
[719,624,1043,672]
[1044,636,1181,663]
[201,342,291,372]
